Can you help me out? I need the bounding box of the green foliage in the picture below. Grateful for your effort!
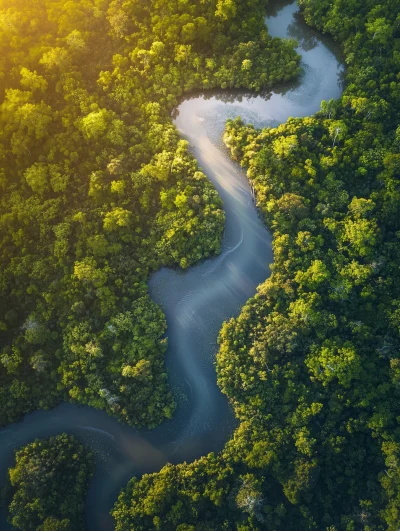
[113,0,400,529]
[0,0,299,428]
[6,434,94,530]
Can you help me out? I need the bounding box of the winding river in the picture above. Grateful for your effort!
[0,1,344,529]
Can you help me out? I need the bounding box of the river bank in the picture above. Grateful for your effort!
[0,2,343,529]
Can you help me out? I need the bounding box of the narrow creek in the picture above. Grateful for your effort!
[0,1,344,529]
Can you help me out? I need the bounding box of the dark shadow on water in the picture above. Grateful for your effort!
[267,0,296,18]
[175,73,304,106]
[288,10,344,62]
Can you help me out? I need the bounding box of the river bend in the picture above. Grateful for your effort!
[0,2,343,529]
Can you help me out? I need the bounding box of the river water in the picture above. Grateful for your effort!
[0,1,343,529]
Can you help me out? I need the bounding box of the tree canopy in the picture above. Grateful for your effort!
[1,434,94,530]
[112,0,400,529]
[0,0,299,428]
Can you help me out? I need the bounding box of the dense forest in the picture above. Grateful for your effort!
[112,0,400,530]
[0,0,299,428]
[0,434,94,530]
[2,0,400,529]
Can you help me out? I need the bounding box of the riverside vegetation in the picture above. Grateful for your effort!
[0,0,300,528]
[112,0,400,530]
[1,0,400,529]
[0,0,299,429]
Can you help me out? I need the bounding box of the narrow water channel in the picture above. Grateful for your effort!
[0,2,344,529]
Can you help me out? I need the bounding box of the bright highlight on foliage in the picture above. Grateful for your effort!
[1,0,400,529]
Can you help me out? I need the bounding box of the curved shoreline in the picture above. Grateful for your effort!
[0,2,344,529]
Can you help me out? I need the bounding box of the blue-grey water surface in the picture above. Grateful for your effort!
[0,2,344,529]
